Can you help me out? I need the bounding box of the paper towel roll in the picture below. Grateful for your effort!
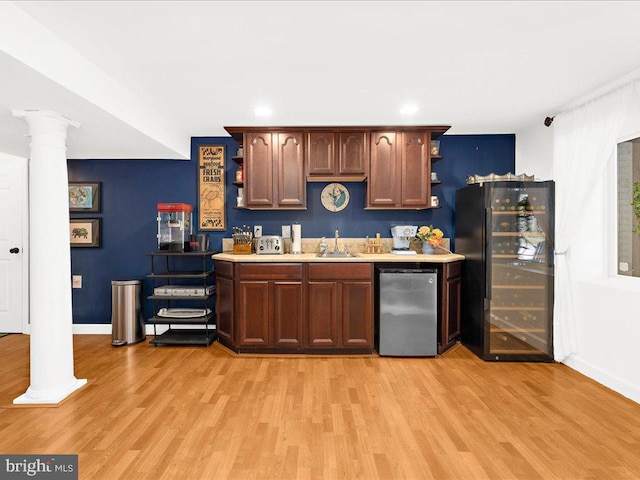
[292,224,302,254]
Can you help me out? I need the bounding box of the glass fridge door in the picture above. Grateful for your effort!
[485,182,554,360]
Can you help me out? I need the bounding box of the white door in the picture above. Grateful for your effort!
[0,154,28,333]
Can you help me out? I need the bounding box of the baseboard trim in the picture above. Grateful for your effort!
[72,324,168,335]
[71,324,214,335]
[563,354,640,405]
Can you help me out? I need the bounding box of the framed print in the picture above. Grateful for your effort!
[70,218,101,248]
[198,145,226,230]
[69,182,101,213]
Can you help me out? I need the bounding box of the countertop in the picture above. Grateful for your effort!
[212,252,464,263]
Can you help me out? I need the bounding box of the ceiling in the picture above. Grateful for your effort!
[2,1,640,160]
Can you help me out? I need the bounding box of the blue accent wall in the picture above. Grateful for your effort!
[68,133,514,324]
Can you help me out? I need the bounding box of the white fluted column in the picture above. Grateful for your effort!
[12,110,87,405]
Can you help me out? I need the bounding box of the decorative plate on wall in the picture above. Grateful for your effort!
[321,183,350,212]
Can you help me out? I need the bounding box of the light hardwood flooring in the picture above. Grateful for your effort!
[1,334,640,480]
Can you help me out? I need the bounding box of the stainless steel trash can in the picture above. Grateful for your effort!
[111,280,145,346]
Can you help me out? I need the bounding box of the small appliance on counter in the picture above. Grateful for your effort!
[157,203,193,252]
[390,225,418,255]
[256,235,284,254]
[232,226,253,254]
[291,223,302,254]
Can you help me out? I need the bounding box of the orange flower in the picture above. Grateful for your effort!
[415,225,444,247]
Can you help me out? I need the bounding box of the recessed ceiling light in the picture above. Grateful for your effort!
[400,105,419,115]
[254,105,272,116]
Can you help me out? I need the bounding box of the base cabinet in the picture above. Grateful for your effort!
[215,259,459,355]
[307,263,373,350]
[237,281,270,346]
[236,279,304,347]
[215,275,234,343]
[307,282,339,347]
[439,261,462,353]
[215,260,373,353]
[341,281,373,347]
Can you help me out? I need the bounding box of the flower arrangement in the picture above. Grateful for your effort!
[416,225,444,248]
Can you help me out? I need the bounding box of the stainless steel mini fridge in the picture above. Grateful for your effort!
[455,181,554,362]
[377,268,438,356]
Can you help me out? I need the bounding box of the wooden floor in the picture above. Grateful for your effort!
[1,335,640,480]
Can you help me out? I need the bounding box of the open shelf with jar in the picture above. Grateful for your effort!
[231,149,245,208]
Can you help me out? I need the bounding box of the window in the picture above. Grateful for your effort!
[617,138,640,277]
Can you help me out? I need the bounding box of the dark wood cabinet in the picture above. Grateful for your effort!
[368,130,432,209]
[215,275,234,343]
[237,280,270,346]
[243,131,306,210]
[400,131,430,207]
[307,263,373,351]
[307,282,339,348]
[244,132,274,208]
[272,281,304,347]
[439,261,462,353]
[215,260,373,353]
[368,131,399,206]
[306,131,367,180]
[225,126,449,211]
[235,263,304,349]
[341,281,373,347]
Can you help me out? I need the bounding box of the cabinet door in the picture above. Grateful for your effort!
[338,131,367,175]
[215,275,234,343]
[446,274,462,343]
[245,132,275,207]
[237,281,270,346]
[341,281,373,348]
[307,132,335,176]
[439,262,462,352]
[307,282,339,348]
[276,132,306,208]
[273,281,304,347]
[400,131,430,207]
[368,132,399,206]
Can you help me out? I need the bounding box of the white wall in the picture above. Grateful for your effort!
[515,122,553,181]
[515,88,640,405]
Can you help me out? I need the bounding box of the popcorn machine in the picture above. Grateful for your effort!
[157,203,193,251]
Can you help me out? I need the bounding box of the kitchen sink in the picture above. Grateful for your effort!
[316,252,360,258]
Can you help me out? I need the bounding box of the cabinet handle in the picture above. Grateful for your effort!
[9,247,20,254]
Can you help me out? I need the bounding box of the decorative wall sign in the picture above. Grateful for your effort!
[198,145,226,230]
[70,218,101,248]
[321,183,350,212]
[69,182,101,213]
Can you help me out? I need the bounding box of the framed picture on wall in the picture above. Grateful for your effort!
[69,182,101,213]
[70,218,101,248]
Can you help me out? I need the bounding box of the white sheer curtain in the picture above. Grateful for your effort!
[551,83,635,361]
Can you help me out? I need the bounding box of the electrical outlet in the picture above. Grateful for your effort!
[254,225,262,237]
[282,225,291,239]
[72,275,82,289]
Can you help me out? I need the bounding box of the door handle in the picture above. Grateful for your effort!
[9,247,20,254]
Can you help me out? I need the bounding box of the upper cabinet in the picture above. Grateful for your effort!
[367,128,447,210]
[231,129,306,210]
[225,126,449,211]
[306,130,368,181]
